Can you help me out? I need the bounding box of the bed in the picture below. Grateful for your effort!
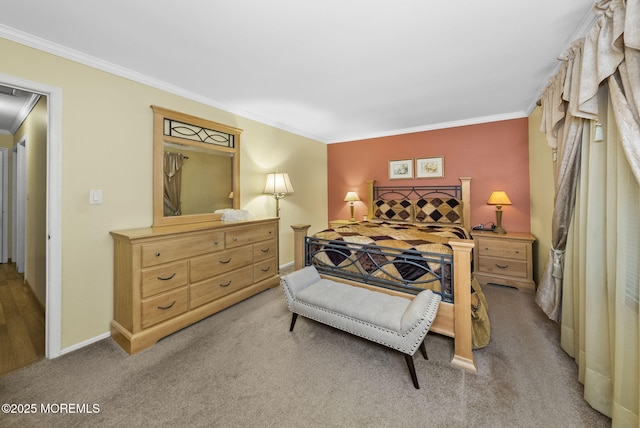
[291,177,488,373]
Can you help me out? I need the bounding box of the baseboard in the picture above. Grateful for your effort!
[58,331,111,357]
[279,260,294,274]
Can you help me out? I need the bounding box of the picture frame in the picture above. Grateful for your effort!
[388,159,413,180]
[415,156,444,178]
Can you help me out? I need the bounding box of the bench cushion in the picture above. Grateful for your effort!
[401,289,439,332]
[280,265,322,296]
[296,279,410,332]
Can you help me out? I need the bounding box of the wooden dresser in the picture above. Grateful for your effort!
[110,218,279,354]
[471,230,536,292]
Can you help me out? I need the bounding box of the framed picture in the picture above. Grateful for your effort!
[388,159,413,180]
[416,156,444,178]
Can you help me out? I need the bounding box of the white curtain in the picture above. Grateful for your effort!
[537,1,640,425]
[562,90,639,425]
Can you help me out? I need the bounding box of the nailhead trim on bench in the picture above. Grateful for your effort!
[286,296,438,355]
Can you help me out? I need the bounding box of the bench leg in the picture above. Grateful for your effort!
[420,340,428,360]
[289,313,298,331]
[404,354,420,389]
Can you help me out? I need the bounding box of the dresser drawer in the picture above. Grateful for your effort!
[190,266,254,308]
[253,239,277,262]
[226,224,276,248]
[477,239,527,261]
[190,247,254,283]
[141,261,188,298]
[254,258,277,283]
[478,256,528,278]
[141,232,224,267]
[141,287,188,328]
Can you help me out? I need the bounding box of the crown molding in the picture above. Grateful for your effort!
[0,24,327,143]
[327,111,529,144]
[0,24,553,145]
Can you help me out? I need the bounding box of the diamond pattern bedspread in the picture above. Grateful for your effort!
[311,222,468,295]
[309,221,490,349]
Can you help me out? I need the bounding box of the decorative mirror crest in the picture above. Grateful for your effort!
[162,118,235,148]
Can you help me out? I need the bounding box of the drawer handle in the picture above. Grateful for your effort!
[495,264,509,269]
[214,240,219,245]
[219,280,232,287]
[155,252,161,257]
[260,248,270,253]
[233,237,238,241]
[219,258,232,264]
[261,266,271,272]
[157,300,176,310]
[157,273,176,281]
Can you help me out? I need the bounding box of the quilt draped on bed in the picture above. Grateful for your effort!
[310,221,490,349]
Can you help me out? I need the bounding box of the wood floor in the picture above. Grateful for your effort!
[0,263,45,376]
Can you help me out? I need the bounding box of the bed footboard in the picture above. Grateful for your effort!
[290,224,477,374]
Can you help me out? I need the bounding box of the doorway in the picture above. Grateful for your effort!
[0,72,62,362]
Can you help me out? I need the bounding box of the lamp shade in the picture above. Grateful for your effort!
[487,191,512,206]
[343,191,360,202]
[263,172,294,195]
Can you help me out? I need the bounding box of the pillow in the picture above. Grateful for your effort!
[413,198,463,224]
[373,199,413,222]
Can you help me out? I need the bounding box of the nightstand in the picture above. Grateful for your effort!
[329,219,359,229]
[471,231,536,292]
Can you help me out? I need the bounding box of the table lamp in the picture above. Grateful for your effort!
[487,190,512,234]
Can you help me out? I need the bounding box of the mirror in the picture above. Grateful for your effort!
[152,105,241,227]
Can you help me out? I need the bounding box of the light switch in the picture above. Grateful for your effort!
[89,189,102,205]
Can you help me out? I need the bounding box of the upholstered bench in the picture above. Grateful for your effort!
[280,266,441,389]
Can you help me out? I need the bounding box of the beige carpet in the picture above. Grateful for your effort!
[0,283,610,427]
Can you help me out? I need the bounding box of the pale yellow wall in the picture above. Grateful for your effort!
[0,134,12,147]
[0,37,328,349]
[13,96,48,305]
[528,106,554,285]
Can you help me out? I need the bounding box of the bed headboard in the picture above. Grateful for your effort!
[366,177,472,231]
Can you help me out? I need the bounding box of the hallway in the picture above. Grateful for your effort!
[0,262,45,376]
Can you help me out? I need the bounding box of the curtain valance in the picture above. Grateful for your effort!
[541,0,640,181]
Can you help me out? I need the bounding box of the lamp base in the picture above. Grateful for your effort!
[494,207,506,234]
[272,194,284,217]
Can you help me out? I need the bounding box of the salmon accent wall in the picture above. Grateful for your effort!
[327,118,531,233]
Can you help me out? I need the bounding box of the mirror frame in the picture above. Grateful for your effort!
[152,105,241,227]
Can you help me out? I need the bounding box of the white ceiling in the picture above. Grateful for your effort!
[0,1,596,142]
[0,84,40,135]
